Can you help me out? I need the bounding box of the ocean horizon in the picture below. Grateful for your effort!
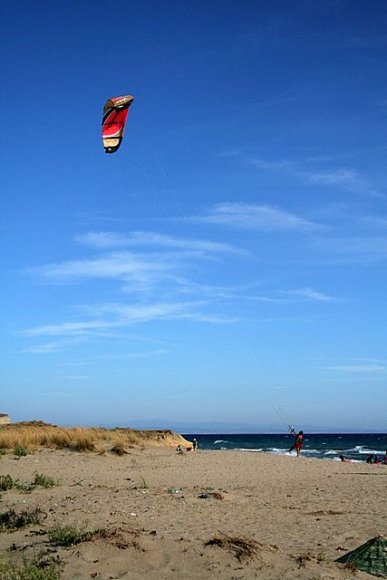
[182,432,387,463]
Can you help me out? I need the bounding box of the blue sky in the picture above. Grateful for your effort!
[1,0,386,431]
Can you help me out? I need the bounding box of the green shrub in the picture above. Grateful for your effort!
[0,507,45,531]
[11,474,57,493]
[139,475,148,489]
[14,482,35,493]
[32,474,56,488]
[13,446,27,458]
[47,525,96,546]
[0,475,14,491]
[0,558,63,579]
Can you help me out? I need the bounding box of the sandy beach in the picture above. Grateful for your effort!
[0,446,386,579]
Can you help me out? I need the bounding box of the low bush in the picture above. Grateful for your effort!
[47,525,96,546]
[32,473,56,488]
[0,475,14,491]
[0,507,45,531]
[13,446,28,458]
[0,557,63,579]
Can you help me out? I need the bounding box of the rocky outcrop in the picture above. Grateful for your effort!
[0,414,10,426]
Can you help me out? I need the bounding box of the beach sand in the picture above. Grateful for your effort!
[0,446,385,579]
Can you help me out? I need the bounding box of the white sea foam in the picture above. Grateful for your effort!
[267,447,289,455]
[238,447,263,453]
[349,447,380,454]
[213,439,228,445]
[324,450,341,455]
[332,457,362,463]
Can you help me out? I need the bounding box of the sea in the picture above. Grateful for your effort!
[183,433,387,463]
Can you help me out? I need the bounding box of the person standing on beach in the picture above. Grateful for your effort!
[289,430,303,457]
[192,438,198,451]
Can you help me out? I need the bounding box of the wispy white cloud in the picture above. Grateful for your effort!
[305,168,360,186]
[326,365,385,373]
[361,216,387,228]
[33,252,172,283]
[22,338,84,353]
[249,156,382,197]
[102,349,169,360]
[30,229,248,296]
[22,320,118,338]
[192,203,321,231]
[248,287,336,303]
[314,235,387,263]
[21,301,237,339]
[280,288,336,302]
[75,231,245,255]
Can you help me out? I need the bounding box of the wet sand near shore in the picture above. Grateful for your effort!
[0,447,385,579]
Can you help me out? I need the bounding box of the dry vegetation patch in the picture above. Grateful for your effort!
[205,532,262,562]
[0,422,189,454]
[0,507,46,531]
[96,526,142,550]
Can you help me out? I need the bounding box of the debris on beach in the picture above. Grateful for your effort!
[198,491,224,500]
[96,526,141,550]
[205,532,261,562]
[166,487,182,494]
[110,444,128,456]
[336,535,387,577]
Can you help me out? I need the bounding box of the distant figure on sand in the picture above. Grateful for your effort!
[192,438,198,451]
[339,454,346,462]
[289,430,303,457]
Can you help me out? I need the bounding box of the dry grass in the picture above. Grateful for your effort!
[96,526,141,550]
[205,532,261,562]
[0,422,188,453]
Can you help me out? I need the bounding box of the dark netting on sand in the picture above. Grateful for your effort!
[336,536,387,577]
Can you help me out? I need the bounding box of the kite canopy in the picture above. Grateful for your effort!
[102,95,134,154]
[336,536,387,577]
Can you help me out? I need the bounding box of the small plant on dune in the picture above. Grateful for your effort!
[294,553,312,568]
[0,507,45,531]
[0,557,63,579]
[13,446,28,458]
[0,475,14,491]
[139,475,148,489]
[205,532,260,562]
[68,439,95,452]
[14,481,35,493]
[110,444,127,456]
[1,474,57,494]
[167,487,181,494]
[47,525,97,546]
[32,473,56,488]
